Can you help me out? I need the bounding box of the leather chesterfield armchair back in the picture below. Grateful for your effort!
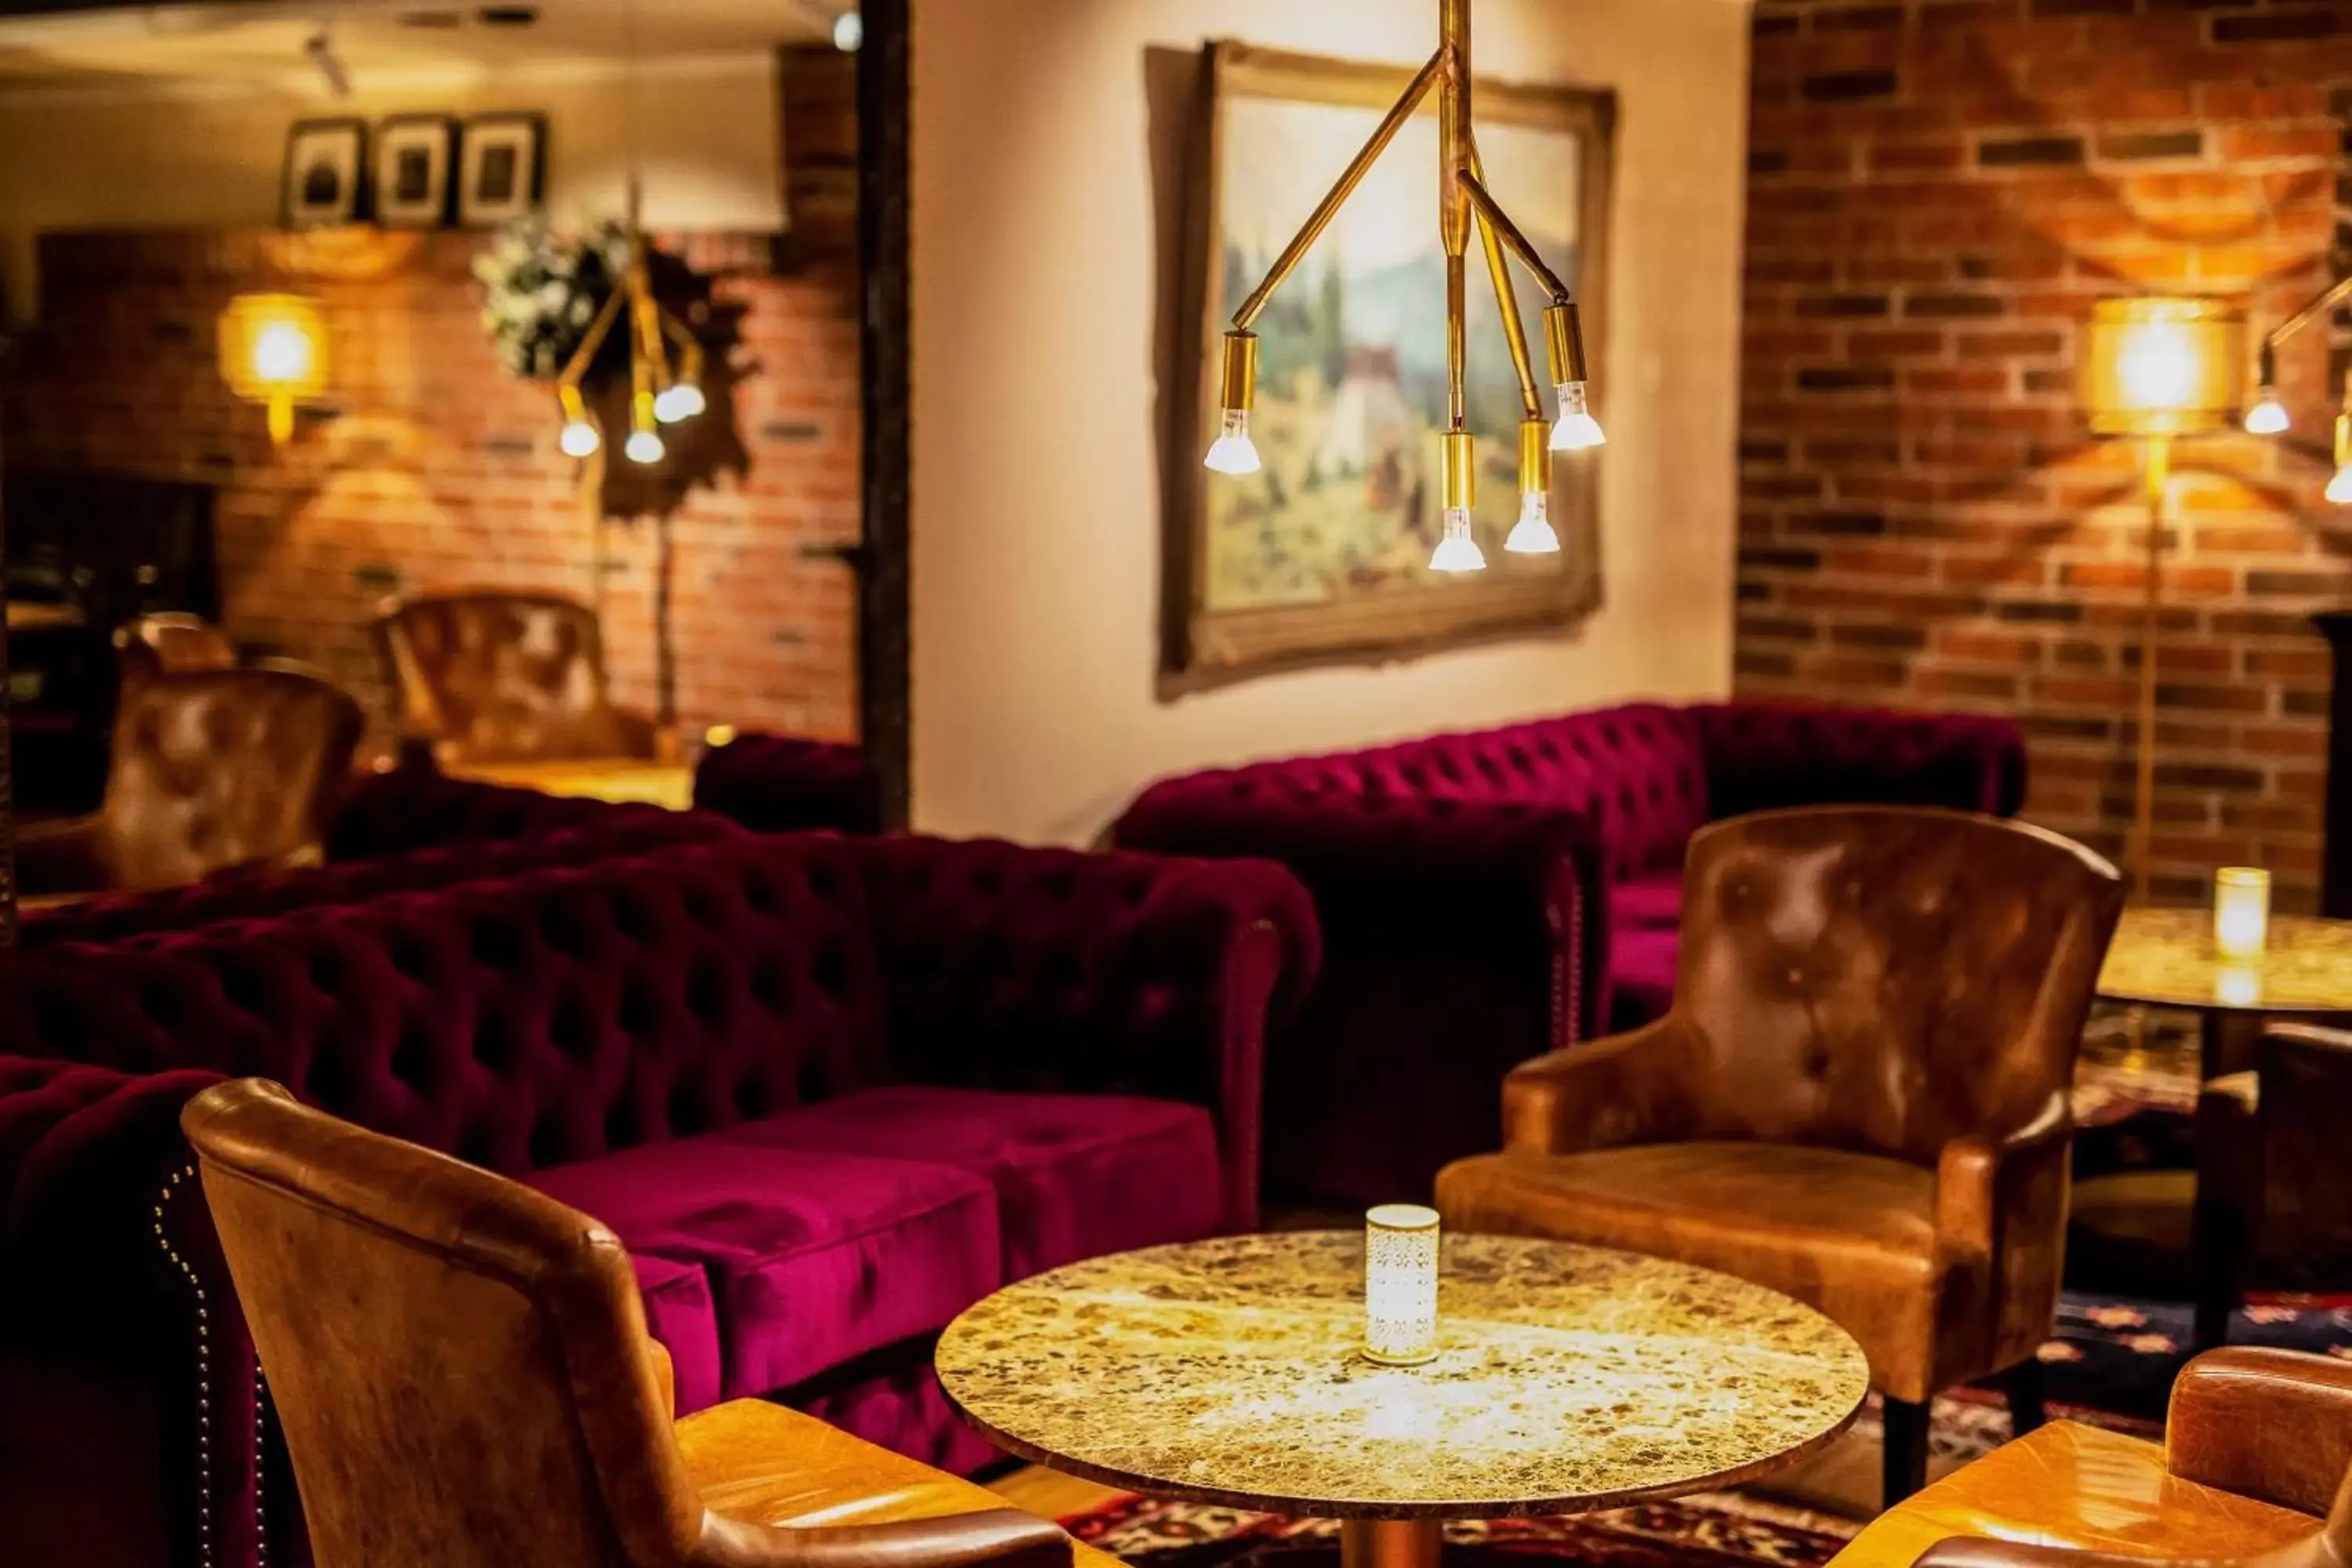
[183,1079,1080,1568]
[112,612,237,692]
[16,665,365,896]
[375,588,660,766]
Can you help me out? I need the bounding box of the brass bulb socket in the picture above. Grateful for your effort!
[633,388,658,434]
[558,383,589,423]
[2337,412,2350,467]
[1519,418,1552,494]
[1439,430,1476,513]
[1219,331,1259,412]
[1544,302,1588,386]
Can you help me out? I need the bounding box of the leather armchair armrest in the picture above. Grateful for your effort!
[605,705,672,762]
[1500,1016,1700,1156]
[1933,1090,2071,1369]
[13,815,112,898]
[693,1508,1071,1568]
[1911,1539,2285,1568]
[2166,1346,2352,1516]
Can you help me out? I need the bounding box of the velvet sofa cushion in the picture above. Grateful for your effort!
[1607,873,1683,932]
[722,1086,1225,1282]
[630,1251,725,1416]
[528,1138,1000,1406]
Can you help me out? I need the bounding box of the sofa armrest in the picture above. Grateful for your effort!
[1693,702,2027,820]
[1500,1017,1702,1156]
[851,836,1321,1231]
[695,732,884,835]
[14,815,111,898]
[1116,780,1604,1043]
[1934,1089,2072,1371]
[2166,1347,2352,1516]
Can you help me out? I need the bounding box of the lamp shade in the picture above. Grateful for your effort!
[2079,297,2244,438]
[219,293,329,443]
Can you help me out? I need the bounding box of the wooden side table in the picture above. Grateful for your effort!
[937,1232,1868,1568]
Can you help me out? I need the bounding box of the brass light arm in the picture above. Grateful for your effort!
[1470,135,1542,420]
[1460,171,1573,306]
[2264,274,2352,350]
[1229,47,1445,332]
[556,284,628,394]
[661,312,706,388]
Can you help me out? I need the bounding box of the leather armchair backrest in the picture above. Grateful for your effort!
[375,590,629,764]
[183,1078,704,1568]
[113,612,237,691]
[1674,806,2122,1164]
[101,667,365,891]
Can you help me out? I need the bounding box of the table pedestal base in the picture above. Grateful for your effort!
[1339,1519,1442,1568]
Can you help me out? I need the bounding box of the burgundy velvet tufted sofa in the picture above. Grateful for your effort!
[20,767,739,948]
[693,731,883,835]
[1112,699,2025,1208]
[0,830,1316,1568]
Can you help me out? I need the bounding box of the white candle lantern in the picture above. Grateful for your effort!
[2214,867,2271,962]
[1363,1203,1440,1366]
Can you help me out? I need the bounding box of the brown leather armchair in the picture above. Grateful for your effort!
[16,666,364,897]
[1436,806,2123,1506]
[1833,1348,2351,1568]
[112,611,237,691]
[374,588,666,767]
[181,1079,1095,1568]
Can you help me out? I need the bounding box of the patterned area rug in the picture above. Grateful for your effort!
[1065,1491,1859,1568]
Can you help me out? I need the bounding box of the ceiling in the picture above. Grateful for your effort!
[0,0,848,91]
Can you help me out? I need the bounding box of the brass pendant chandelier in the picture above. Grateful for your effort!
[554,177,706,466]
[1202,0,1602,574]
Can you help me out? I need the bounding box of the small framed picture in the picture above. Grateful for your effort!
[282,118,368,230]
[374,115,456,229]
[457,113,546,227]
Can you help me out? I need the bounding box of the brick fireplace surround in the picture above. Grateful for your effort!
[1739,0,2352,908]
[0,51,862,745]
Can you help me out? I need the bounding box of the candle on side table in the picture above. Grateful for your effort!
[2214,867,2271,961]
[1363,1203,1440,1366]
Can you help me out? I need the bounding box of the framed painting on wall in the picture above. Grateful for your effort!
[1165,42,1614,689]
[458,113,546,227]
[375,115,457,228]
[282,118,368,229]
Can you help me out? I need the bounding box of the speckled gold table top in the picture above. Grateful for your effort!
[2097,906,2352,1013]
[934,1232,1869,1519]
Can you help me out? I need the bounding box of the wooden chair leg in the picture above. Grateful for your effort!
[1882,1396,1931,1507]
[2001,1357,2046,1437]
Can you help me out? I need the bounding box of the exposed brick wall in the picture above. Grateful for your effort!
[1739,0,2352,909]
[0,50,862,746]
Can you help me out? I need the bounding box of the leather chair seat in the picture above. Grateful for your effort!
[1827,1419,2317,1568]
[677,1396,1122,1568]
[1440,1143,1943,1390]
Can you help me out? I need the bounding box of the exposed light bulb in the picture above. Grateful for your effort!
[1550,382,1605,451]
[653,381,706,423]
[625,429,665,466]
[2328,464,2352,505]
[251,321,315,385]
[559,419,601,459]
[2245,394,2289,436]
[833,9,863,50]
[1428,506,1485,573]
[1203,408,1261,474]
[1504,491,1559,555]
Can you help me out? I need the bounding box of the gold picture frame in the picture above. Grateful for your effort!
[1164,41,1615,691]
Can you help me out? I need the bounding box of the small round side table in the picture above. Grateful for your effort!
[936,1232,1869,1568]
[2091,906,2352,1348]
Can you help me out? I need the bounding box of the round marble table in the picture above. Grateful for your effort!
[936,1232,1869,1568]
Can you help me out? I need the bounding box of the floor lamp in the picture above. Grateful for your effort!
[2078,298,2244,904]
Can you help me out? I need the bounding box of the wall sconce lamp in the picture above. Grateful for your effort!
[2078,296,2245,902]
[219,292,329,445]
[2244,275,2352,503]
[1202,0,1599,575]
